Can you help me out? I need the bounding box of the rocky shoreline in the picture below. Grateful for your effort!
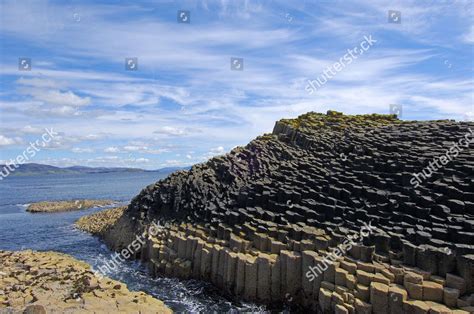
[82,111,474,313]
[27,199,116,213]
[0,250,171,313]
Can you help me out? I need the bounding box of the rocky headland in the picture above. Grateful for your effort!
[0,250,172,313]
[26,199,116,213]
[82,111,474,313]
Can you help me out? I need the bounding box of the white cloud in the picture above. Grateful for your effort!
[160,159,192,167]
[17,77,61,89]
[210,146,225,154]
[122,145,146,152]
[147,148,169,154]
[461,25,474,44]
[20,88,91,107]
[104,146,119,153]
[21,125,45,135]
[154,126,190,136]
[464,111,474,122]
[202,146,226,160]
[71,147,94,153]
[135,157,149,163]
[0,135,21,146]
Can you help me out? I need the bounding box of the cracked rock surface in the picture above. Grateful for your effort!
[0,250,172,313]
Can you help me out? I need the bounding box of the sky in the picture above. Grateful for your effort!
[0,0,473,170]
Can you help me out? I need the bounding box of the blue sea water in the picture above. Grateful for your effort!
[0,172,264,312]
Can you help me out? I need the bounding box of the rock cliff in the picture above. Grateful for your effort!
[104,111,474,313]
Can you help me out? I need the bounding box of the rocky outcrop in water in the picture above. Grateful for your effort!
[104,111,474,313]
[27,199,115,213]
[0,250,172,313]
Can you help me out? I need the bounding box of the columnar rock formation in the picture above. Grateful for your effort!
[76,206,126,235]
[105,111,474,313]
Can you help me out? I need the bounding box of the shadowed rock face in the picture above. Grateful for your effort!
[110,111,474,312]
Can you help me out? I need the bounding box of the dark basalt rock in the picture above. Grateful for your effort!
[112,111,474,312]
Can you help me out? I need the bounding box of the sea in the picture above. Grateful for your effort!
[0,172,265,313]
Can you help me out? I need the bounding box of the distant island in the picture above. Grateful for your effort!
[27,199,116,213]
[0,163,190,177]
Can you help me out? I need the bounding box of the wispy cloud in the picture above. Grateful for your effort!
[0,135,22,146]
[0,0,472,169]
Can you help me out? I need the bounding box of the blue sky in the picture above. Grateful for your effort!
[0,0,473,169]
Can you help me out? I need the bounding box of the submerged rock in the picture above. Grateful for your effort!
[95,111,474,312]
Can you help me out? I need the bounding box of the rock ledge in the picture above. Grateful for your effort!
[0,250,172,313]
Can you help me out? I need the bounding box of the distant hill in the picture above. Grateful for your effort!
[0,163,190,177]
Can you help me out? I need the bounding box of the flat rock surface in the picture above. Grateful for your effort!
[27,199,116,213]
[0,250,172,313]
